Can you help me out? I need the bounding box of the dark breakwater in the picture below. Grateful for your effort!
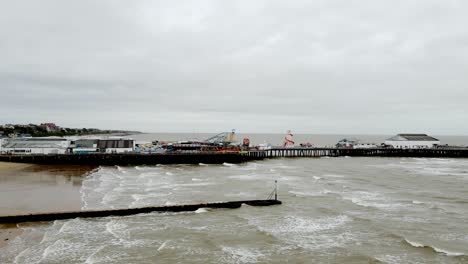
[0,200,282,223]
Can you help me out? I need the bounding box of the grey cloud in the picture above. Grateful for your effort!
[1,0,467,134]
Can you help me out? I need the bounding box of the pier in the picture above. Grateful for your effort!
[0,199,282,224]
[1,148,468,166]
[245,147,468,158]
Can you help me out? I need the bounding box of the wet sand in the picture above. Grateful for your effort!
[0,162,96,248]
[0,162,96,215]
[0,162,32,172]
[0,224,23,248]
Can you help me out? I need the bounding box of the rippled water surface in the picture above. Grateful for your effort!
[1,157,468,263]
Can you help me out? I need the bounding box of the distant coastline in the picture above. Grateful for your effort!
[0,123,141,138]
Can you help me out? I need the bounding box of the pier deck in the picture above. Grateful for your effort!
[246,147,468,158]
[1,148,468,166]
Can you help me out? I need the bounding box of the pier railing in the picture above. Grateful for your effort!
[244,147,468,158]
[1,147,468,165]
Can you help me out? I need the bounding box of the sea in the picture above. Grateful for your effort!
[1,134,468,263]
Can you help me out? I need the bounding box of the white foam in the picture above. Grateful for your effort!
[228,174,253,180]
[84,245,106,264]
[195,208,210,214]
[131,192,172,201]
[139,172,161,178]
[276,165,296,169]
[176,182,213,187]
[313,176,322,180]
[280,215,350,233]
[323,174,345,178]
[198,163,207,166]
[165,172,174,176]
[115,166,126,173]
[375,255,403,264]
[157,240,169,251]
[412,200,424,205]
[191,178,203,181]
[405,239,424,247]
[221,246,265,263]
[433,247,466,256]
[289,190,330,197]
[105,220,128,240]
[404,239,466,256]
[223,162,235,167]
[343,191,406,210]
[225,192,255,198]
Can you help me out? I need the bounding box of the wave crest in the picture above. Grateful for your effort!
[404,239,466,257]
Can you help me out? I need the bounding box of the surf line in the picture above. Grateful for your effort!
[0,200,282,224]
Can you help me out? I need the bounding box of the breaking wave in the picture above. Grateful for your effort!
[194,208,211,214]
[404,239,466,257]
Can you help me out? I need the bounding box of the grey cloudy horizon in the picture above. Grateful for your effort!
[1,0,468,135]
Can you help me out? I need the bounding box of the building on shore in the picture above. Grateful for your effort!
[1,137,69,154]
[0,137,135,155]
[40,123,59,132]
[384,134,440,149]
[69,139,99,154]
[97,139,134,153]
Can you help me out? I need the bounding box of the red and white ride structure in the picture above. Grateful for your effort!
[283,130,295,148]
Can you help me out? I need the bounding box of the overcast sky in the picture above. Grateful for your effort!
[1,0,467,134]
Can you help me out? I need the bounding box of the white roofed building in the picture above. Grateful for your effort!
[1,137,69,154]
[385,134,440,149]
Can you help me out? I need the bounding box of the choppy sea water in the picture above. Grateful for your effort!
[1,157,468,263]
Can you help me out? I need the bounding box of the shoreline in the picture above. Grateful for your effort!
[0,224,23,248]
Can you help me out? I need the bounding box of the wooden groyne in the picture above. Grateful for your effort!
[0,199,282,224]
[0,152,263,166]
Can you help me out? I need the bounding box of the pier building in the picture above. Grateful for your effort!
[384,134,440,149]
[69,139,99,153]
[336,138,359,148]
[1,137,69,154]
[97,139,134,153]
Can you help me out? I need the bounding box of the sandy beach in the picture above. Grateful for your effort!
[0,162,33,172]
[0,161,96,249]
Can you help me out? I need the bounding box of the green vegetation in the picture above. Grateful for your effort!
[0,124,140,138]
